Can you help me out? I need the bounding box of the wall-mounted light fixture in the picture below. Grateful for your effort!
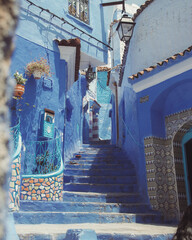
[101,0,135,42]
[116,14,135,42]
[86,65,96,83]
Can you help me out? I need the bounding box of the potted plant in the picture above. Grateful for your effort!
[25,57,51,79]
[13,72,27,97]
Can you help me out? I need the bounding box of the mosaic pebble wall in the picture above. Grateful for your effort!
[8,154,21,211]
[21,173,63,201]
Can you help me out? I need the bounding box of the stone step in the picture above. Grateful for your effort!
[72,154,128,160]
[81,144,115,149]
[14,211,163,224]
[78,148,120,153]
[20,201,152,214]
[15,223,176,240]
[64,183,138,193]
[64,168,136,176]
[64,163,134,170]
[63,192,143,203]
[68,158,130,164]
[64,175,137,184]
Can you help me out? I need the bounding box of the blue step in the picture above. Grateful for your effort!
[81,144,115,148]
[64,163,134,170]
[15,144,163,227]
[64,175,137,184]
[64,168,136,176]
[14,211,163,224]
[63,192,143,203]
[74,152,126,158]
[20,201,152,213]
[68,158,130,164]
[64,183,138,193]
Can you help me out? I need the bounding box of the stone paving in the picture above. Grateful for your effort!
[15,223,177,239]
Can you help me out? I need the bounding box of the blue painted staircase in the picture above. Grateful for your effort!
[15,143,162,225]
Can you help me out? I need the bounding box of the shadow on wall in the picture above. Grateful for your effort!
[66,97,74,122]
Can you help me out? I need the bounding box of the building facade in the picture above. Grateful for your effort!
[109,0,192,222]
[9,0,110,209]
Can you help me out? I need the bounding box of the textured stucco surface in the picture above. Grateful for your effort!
[128,0,192,75]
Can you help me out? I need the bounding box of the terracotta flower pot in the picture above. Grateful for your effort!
[33,70,42,79]
[14,84,25,97]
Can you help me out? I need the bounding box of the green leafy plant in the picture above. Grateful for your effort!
[36,150,57,174]
[25,57,51,77]
[14,72,27,85]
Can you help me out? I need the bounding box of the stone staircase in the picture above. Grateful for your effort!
[13,143,175,239]
[61,144,162,224]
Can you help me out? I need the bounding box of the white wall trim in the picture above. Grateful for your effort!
[132,57,192,93]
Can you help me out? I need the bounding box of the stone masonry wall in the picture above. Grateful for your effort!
[8,154,21,211]
[21,173,63,201]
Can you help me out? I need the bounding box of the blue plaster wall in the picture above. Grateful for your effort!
[9,0,108,174]
[10,35,66,141]
[10,35,87,173]
[64,75,87,160]
[137,69,192,139]
[17,0,108,65]
[10,36,66,172]
[111,95,116,145]
[97,72,112,140]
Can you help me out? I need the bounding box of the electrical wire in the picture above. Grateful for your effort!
[24,0,113,51]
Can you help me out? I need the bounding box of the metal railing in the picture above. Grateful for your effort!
[10,120,20,155]
[23,133,62,175]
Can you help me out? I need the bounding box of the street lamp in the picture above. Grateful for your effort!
[116,13,136,42]
[86,65,96,84]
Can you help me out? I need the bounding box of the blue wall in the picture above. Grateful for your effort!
[10,35,87,172]
[97,71,112,140]
[10,36,65,142]
[116,53,192,202]
[64,75,87,160]
[17,0,108,65]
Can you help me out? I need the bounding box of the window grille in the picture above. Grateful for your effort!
[68,0,89,24]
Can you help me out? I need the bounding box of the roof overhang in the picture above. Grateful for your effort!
[56,38,105,90]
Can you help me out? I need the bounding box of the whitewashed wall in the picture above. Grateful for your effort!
[128,0,192,75]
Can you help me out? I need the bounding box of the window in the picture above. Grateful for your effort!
[68,0,89,24]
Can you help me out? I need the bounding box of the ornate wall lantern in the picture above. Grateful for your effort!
[86,65,96,83]
[116,14,136,42]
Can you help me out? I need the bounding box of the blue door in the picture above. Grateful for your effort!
[182,128,192,204]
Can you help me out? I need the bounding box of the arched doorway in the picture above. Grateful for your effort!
[171,120,192,216]
[182,128,192,204]
[144,109,192,221]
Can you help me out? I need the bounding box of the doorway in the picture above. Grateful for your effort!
[182,129,192,204]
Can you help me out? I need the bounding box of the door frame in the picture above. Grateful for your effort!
[182,127,192,204]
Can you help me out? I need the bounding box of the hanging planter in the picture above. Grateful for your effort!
[25,57,51,79]
[33,70,42,79]
[13,72,27,98]
[14,84,25,97]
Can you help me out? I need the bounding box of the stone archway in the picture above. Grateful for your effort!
[144,108,192,222]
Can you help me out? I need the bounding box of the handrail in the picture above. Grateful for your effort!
[120,117,142,147]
